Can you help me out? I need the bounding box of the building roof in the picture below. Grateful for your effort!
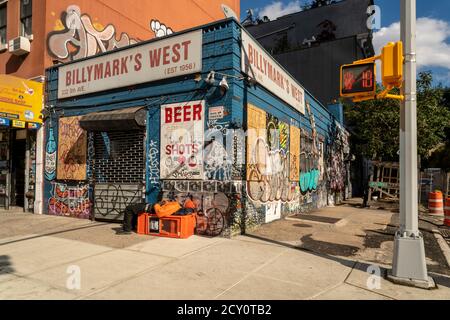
[246,0,374,49]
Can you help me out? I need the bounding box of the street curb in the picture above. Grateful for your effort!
[432,229,450,268]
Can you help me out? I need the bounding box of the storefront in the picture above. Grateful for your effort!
[44,18,351,237]
[0,75,43,212]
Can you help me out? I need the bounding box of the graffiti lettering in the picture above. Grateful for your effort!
[48,183,91,219]
[148,140,160,190]
[247,137,296,204]
[94,184,142,219]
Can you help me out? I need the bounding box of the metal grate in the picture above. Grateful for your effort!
[289,214,342,224]
[440,229,450,239]
[94,130,145,184]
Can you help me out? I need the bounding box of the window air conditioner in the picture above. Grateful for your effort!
[8,37,31,56]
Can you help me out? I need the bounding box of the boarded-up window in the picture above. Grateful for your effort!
[246,104,267,181]
[57,116,87,181]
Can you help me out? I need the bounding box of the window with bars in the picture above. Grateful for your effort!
[20,0,32,37]
[0,3,6,46]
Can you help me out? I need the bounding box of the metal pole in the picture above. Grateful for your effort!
[388,0,434,289]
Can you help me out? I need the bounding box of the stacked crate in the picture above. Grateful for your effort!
[137,213,196,239]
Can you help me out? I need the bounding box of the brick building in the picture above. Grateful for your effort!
[0,0,240,212]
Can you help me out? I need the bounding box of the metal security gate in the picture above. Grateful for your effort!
[93,130,145,221]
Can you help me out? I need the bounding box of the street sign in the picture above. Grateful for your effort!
[0,118,10,126]
[12,120,26,128]
[340,62,376,97]
[27,123,41,130]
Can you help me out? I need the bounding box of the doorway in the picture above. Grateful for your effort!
[11,131,26,208]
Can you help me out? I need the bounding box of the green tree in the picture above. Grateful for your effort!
[344,71,450,165]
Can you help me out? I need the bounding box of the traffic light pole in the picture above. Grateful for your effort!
[387,0,435,289]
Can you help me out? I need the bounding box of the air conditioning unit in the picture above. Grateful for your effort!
[8,37,31,56]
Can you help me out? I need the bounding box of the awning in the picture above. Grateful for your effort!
[79,106,147,132]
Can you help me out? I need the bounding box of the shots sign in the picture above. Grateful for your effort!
[160,100,205,180]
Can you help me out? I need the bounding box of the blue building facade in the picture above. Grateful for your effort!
[44,19,350,237]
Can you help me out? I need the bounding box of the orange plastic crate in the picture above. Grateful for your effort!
[146,214,196,239]
[137,213,149,235]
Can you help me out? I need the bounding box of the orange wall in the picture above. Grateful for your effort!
[45,0,240,66]
[0,0,240,79]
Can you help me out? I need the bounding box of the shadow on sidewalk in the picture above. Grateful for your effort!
[243,233,450,290]
[0,255,14,275]
[0,223,110,247]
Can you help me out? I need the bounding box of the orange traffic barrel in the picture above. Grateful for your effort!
[428,191,444,216]
[445,197,450,227]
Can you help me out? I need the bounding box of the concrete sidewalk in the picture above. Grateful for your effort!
[0,206,449,300]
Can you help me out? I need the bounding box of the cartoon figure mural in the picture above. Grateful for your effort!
[150,20,174,38]
[47,5,140,61]
[47,6,177,61]
[46,1,240,62]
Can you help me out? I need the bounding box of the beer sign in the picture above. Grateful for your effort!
[160,101,205,180]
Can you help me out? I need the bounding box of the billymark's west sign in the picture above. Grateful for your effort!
[241,31,305,115]
[58,30,203,99]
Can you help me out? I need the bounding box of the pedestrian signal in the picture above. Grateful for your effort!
[340,62,376,97]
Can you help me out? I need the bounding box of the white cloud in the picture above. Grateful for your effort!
[373,18,450,72]
[258,1,302,21]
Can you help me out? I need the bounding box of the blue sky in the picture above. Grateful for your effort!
[240,0,450,86]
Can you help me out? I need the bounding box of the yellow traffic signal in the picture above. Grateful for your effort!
[339,41,404,102]
[381,41,403,88]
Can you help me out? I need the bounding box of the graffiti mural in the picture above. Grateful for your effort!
[204,119,234,181]
[245,104,299,223]
[94,184,142,220]
[247,137,296,204]
[162,180,242,237]
[300,133,320,193]
[246,104,267,179]
[328,125,349,192]
[45,126,57,181]
[48,6,176,62]
[48,5,139,61]
[204,139,232,181]
[150,20,174,38]
[300,102,321,194]
[57,116,87,181]
[289,125,301,182]
[148,140,160,192]
[48,182,91,219]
